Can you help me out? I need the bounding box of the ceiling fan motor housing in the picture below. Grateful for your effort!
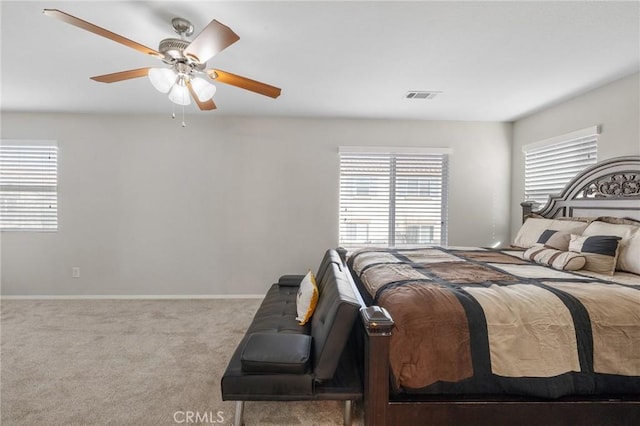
[159,38,206,72]
[159,17,197,63]
[159,38,190,60]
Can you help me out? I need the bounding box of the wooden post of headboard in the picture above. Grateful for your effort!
[521,201,535,223]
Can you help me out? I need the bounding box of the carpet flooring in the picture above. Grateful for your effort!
[1,299,362,425]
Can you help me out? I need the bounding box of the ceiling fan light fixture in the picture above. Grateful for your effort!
[168,78,191,106]
[190,76,217,102]
[149,68,177,93]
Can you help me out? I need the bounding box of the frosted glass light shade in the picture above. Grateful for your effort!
[168,80,191,106]
[148,68,177,93]
[190,77,217,102]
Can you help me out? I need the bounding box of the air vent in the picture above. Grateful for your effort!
[405,91,441,100]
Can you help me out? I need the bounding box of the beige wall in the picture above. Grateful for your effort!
[1,114,511,295]
[4,72,638,296]
[510,72,640,238]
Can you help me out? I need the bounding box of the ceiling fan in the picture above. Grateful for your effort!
[43,9,281,112]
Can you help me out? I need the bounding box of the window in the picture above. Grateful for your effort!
[403,224,434,245]
[339,148,449,248]
[523,126,598,208]
[0,141,58,231]
[397,176,442,198]
[345,223,370,242]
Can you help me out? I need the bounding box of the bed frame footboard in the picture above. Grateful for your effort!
[338,245,640,426]
[358,302,640,426]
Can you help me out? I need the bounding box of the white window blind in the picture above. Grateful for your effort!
[0,141,58,231]
[524,128,598,207]
[339,151,448,248]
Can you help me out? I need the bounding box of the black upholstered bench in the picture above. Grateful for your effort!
[221,249,362,426]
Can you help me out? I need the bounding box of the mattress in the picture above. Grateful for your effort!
[348,247,640,398]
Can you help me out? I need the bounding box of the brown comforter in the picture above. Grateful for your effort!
[348,247,640,397]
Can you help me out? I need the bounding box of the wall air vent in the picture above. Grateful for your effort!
[405,91,441,100]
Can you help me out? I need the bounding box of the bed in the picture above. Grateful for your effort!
[342,155,640,425]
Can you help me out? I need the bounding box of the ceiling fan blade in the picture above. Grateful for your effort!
[43,9,163,59]
[90,68,152,83]
[208,69,281,99]
[186,81,217,110]
[184,20,240,64]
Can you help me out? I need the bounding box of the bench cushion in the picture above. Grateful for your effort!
[246,284,309,335]
[241,333,312,374]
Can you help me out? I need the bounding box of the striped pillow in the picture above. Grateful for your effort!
[568,234,622,275]
[524,244,586,271]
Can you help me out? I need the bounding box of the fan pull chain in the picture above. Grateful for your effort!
[182,105,186,127]
[171,102,176,119]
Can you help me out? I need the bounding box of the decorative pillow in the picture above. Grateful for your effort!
[568,234,622,275]
[536,230,572,251]
[524,244,586,271]
[583,221,640,275]
[513,218,589,249]
[296,271,318,325]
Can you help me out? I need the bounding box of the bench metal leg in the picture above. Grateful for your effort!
[234,401,245,426]
[343,400,353,426]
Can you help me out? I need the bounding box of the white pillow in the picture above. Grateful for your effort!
[513,218,589,249]
[296,271,318,325]
[583,221,640,275]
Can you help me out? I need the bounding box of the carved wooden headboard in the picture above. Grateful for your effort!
[521,156,640,222]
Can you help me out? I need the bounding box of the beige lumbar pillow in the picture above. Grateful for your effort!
[536,229,572,251]
[524,244,586,271]
[582,220,640,275]
[296,271,319,325]
[569,234,622,275]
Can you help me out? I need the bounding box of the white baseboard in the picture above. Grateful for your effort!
[0,294,264,300]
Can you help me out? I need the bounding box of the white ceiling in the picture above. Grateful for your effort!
[2,1,639,121]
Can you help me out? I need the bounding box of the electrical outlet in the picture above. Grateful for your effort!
[72,267,80,278]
